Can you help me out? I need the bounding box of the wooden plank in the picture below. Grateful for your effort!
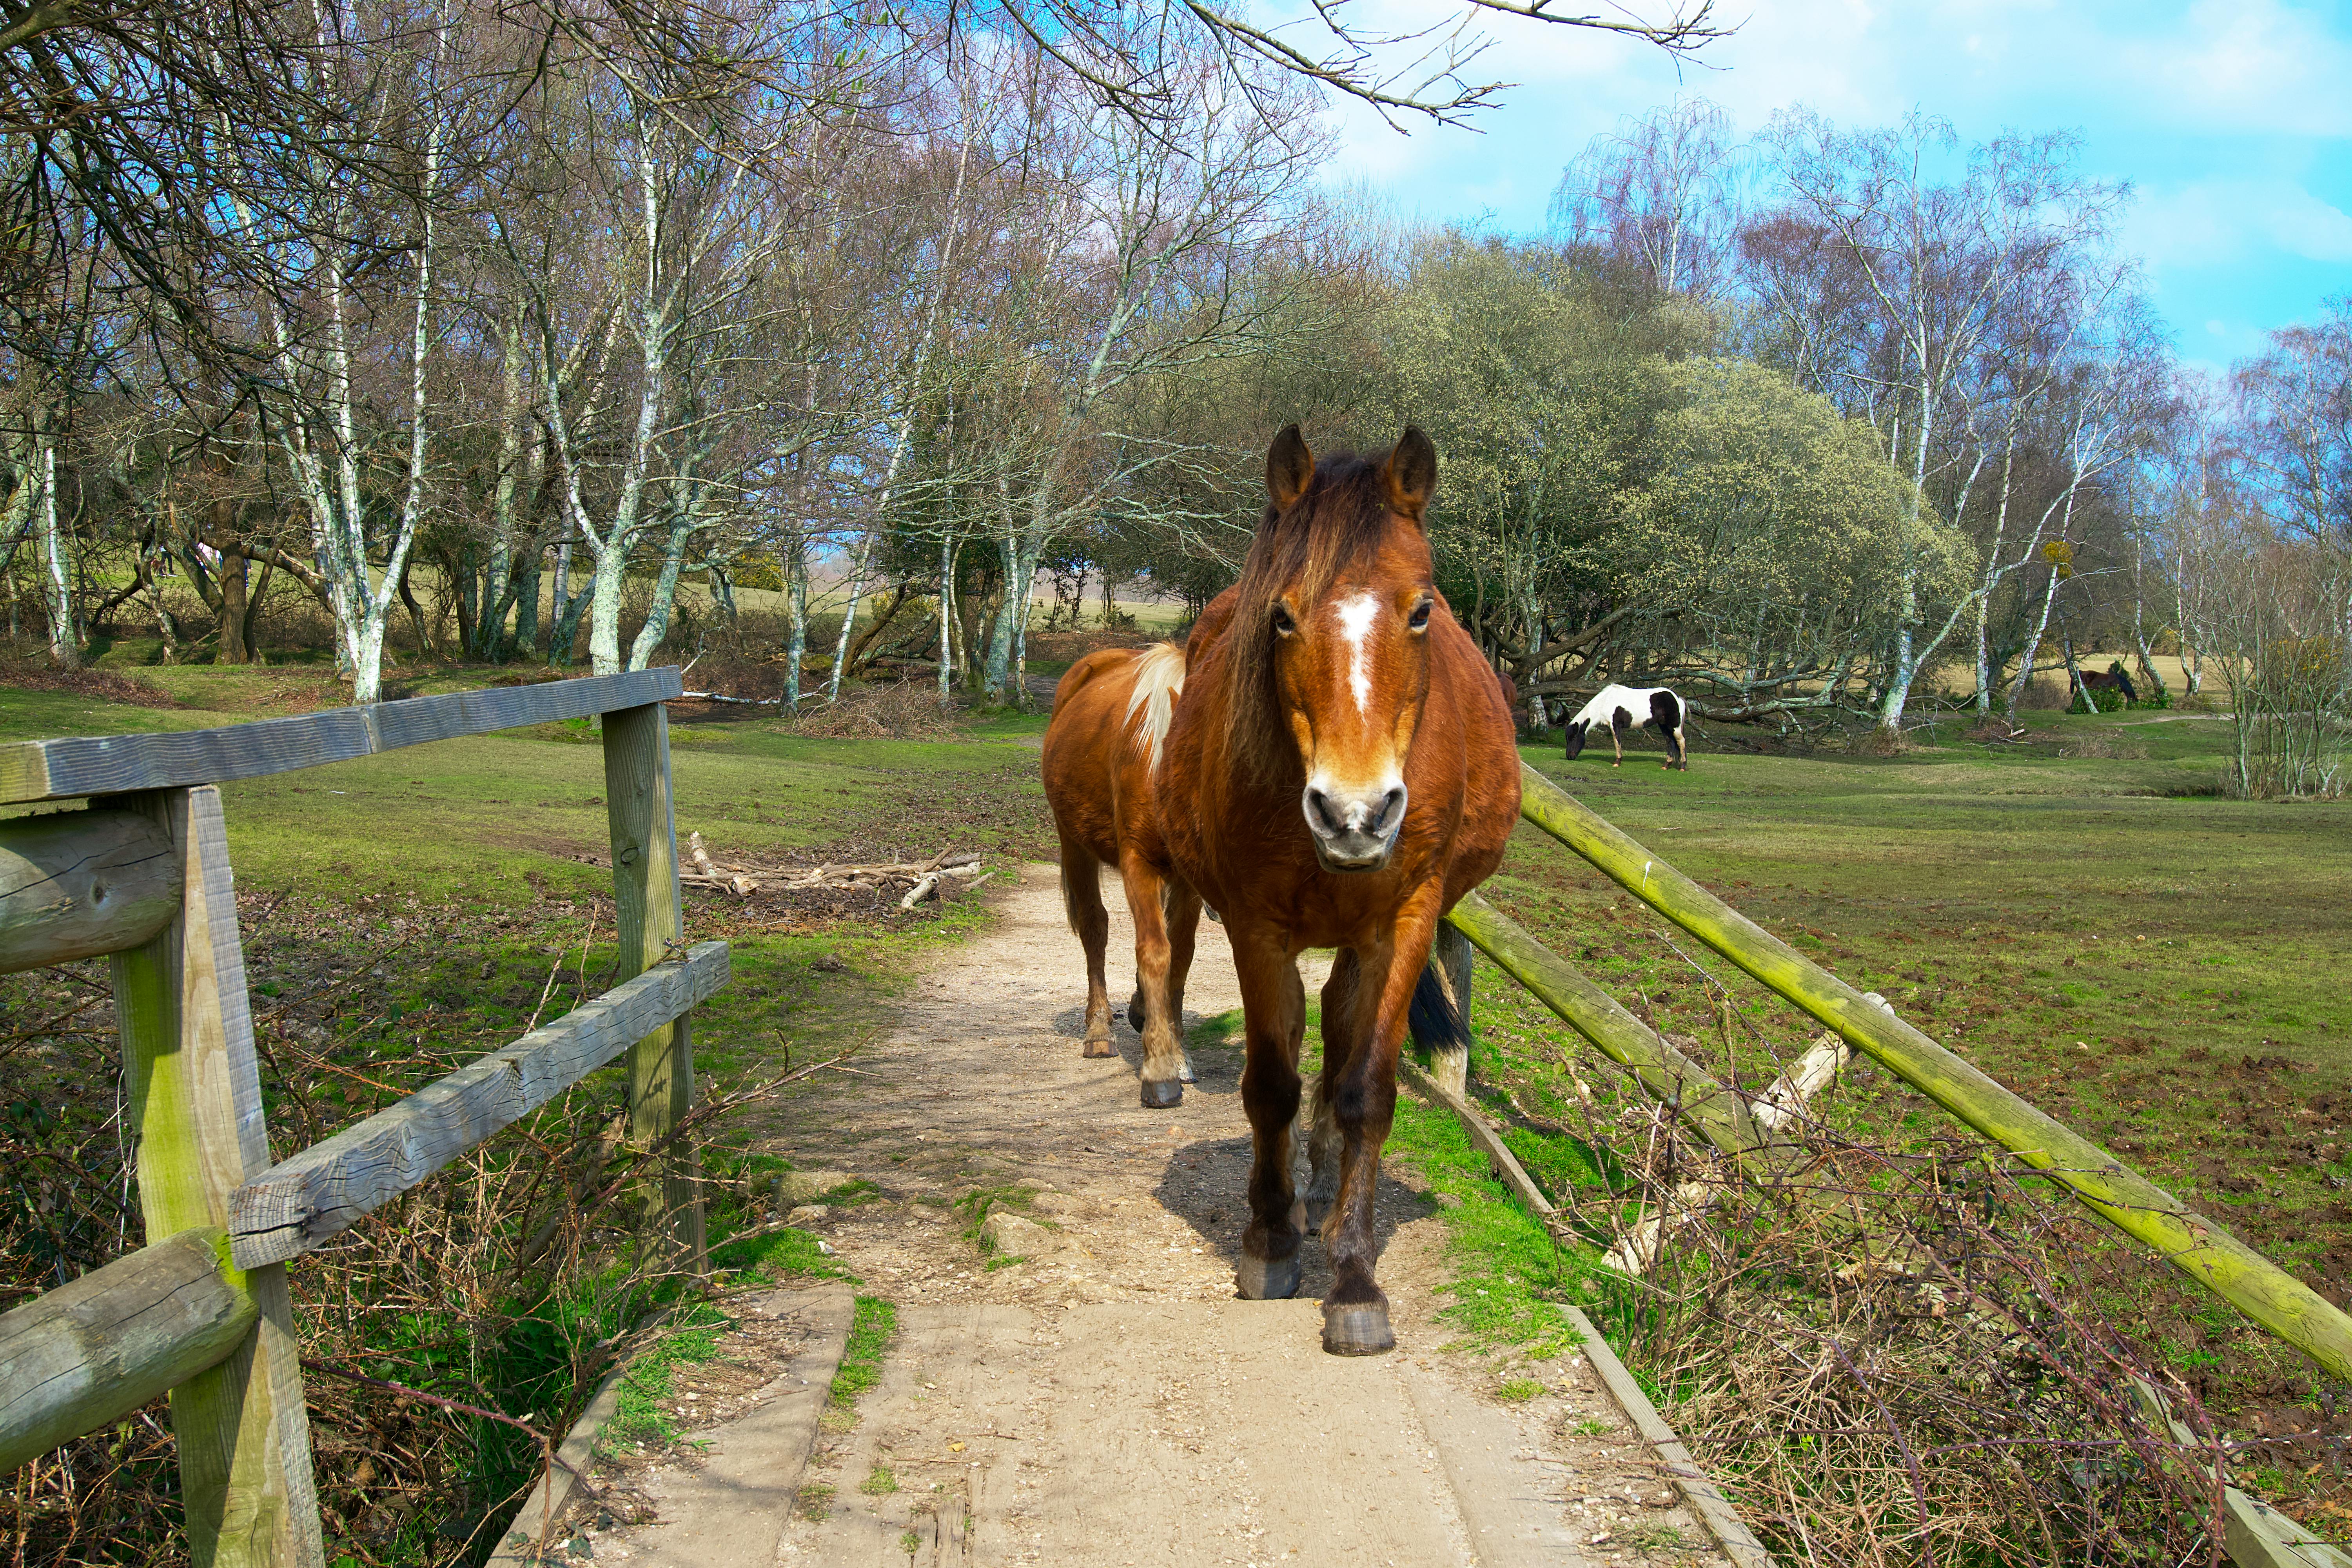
[1396,1056,1557,1218]
[1446,891,1770,1165]
[0,1228,256,1472]
[603,702,706,1275]
[114,788,323,1568]
[2128,1380,2352,1568]
[1,806,180,973]
[1515,760,2352,1383]
[229,942,731,1268]
[1419,919,1473,1101]
[368,668,682,751]
[1563,1305,1775,1568]
[0,668,684,804]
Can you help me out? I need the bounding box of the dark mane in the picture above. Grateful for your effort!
[1221,449,1410,787]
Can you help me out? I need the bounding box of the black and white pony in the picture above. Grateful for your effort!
[1563,684,1688,770]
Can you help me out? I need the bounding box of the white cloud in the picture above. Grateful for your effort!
[2109,0,2352,138]
[2131,177,2352,268]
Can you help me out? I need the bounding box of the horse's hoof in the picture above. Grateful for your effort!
[1303,1193,1333,1231]
[1236,1252,1301,1300]
[1178,1051,1197,1084]
[1140,1077,1183,1109]
[1322,1301,1395,1356]
[1082,1038,1116,1059]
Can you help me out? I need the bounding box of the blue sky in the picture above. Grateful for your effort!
[1312,0,2352,374]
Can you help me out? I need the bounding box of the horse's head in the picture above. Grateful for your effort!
[1238,424,1439,873]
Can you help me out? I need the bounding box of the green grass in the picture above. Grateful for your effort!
[598,1303,733,1454]
[831,1296,897,1408]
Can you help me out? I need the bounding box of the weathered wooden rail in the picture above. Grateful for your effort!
[0,668,726,1568]
[1429,758,2352,1568]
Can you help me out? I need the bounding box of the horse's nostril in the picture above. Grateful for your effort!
[1305,789,1340,835]
[1374,787,1406,833]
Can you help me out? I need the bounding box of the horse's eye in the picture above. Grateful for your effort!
[1271,605,1297,635]
[1408,601,1432,631]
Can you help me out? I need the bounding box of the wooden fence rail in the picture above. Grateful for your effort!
[1430,760,2352,1567]
[1508,759,2352,1386]
[0,669,720,1568]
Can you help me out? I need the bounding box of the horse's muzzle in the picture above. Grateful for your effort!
[1303,781,1406,872]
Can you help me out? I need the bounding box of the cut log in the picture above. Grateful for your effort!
[0,806,180,974]
[0,1229,255,1473]
[229,942,730,1268]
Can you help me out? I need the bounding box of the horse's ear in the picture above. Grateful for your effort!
[1266,425,1314,512]
[1383,426,1437,524]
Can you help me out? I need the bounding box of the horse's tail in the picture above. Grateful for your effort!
[1407,957,1472,1058]
[1123,642,1187,769]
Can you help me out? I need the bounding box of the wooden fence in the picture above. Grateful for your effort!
[0,668,728,1568]
[1434,759,2352,1568]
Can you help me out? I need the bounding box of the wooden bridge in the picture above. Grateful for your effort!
[4,679,2349,1566]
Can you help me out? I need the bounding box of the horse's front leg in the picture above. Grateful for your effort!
[1119,849,1188,1107]
[1322,891,1443,1356]
[1299,949,1359,1230]
[1232,927,1307,1300]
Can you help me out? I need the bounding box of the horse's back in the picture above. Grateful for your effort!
[1042,644,1183,865]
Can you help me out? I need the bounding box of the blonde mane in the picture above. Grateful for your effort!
[1123,642,1187,768]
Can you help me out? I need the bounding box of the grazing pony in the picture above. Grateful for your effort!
[1563,683,1688,769]
[2080,662,2139,708]
[1041,644,1202,1107]
[1160,425,1520,1356]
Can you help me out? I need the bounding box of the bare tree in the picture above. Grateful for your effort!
[1754,111,2134,731]
[1551,96,1744,300]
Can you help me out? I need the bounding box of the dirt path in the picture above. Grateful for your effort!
[605,867,1730,1567]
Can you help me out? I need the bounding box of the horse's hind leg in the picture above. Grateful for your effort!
[1165,881,1203,1084]
[1233,929,1307,1301]
[1060,837,1116,1058]
[1119,849,1187,1107]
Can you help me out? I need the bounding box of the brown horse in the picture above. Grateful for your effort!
[1161,425,1521,1356]
[1041,643,1203,1107]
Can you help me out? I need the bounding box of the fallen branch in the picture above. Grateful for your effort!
[676,840,984,898]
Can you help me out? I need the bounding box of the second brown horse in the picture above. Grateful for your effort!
[1163,425,1520,1356]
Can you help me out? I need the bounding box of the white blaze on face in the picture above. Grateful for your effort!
[1334,593,1380,716]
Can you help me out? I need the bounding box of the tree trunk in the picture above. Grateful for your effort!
[217,545,251,666]
[784,539,808,712]
[545,540,572,662]
[2131,534,2168,702]
[938,532,955,704]
[37,437,78,671]
[241,554,274,667]
[627,508,699,670]
[508,553,539,662]
[2004,561,2065,723]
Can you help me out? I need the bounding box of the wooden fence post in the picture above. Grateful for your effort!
[110,787,322,1568]
[1420,920,1475,1101]
[601,703,706,1277]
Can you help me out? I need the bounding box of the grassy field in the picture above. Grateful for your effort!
[6,659,2346,1552]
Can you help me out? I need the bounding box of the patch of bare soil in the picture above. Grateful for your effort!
[726,866,1730,1568]
[0,662,185,705]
